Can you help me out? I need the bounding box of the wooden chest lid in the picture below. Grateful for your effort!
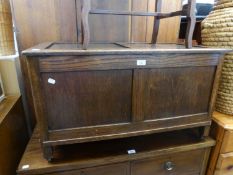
[22,42,231,56]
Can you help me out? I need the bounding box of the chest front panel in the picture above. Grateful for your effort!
[31,52,221,145]
[41,70,133,130]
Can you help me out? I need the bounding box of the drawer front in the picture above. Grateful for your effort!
[47,170,80,175]
[215,152,233,175]
[131,150,204,175]
[221,130,233,153]
[47,163,129,175]
[81,163,129,175]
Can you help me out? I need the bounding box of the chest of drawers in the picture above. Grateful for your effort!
[23,42,228,160]
[208,112,233,175]
[17,127,215,175]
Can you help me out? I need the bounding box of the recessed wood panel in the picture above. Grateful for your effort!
[131,0,148,42]
[156,0,182,43]
[144,67,216,120]
[89,0,130,42]
[12,0,78,51]
[41,70,133,130]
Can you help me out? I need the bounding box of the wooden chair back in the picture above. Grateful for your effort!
[81,0,196,49]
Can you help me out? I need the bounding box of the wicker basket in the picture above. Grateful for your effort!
[0,0,15,56]
[202,0,233,115]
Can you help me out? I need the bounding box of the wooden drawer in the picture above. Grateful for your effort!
[211,112,233,154]
[47,163,129,175]
[47,171,80,175]
[214,152,233,175]
[221,130,233,153]
[17,128,215,175]
[207,112,233,175]
[131,149,204,175]
[81,163,129,175]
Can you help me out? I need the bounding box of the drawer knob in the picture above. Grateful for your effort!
[164,161,175,171]
[227,165,233,171]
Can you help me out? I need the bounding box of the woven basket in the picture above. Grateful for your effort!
[0,0,15,56]
[202,0,233,115]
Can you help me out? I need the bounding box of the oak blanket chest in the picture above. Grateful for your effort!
[23,43,228,160]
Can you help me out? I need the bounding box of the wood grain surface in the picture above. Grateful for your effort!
[17,127,215,175]
[11,0,183,51]
[207,111,233,175]
[215,152,233,175]
[22,43,228,159]
[0,96,29,175]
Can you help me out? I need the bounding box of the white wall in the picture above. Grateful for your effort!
[0,56,20,95]
[183,0,214,4]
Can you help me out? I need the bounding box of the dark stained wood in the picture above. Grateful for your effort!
[151,0,162,44]
[17,127,215,175]
[143,67,216,120]
[0,95,29,175]
[39,54,220,72]
[131,149,204,175]
[81,0,91,50]
[185,0,196,48]
[132,69,147,122]
[45,163,130,175]
[23,43,228,159]
[41,70,132,130]
[202,55,225,139]
[46,114,210,146]
[15,55,36,134]
[209,55,225,119]
[80,163,130,175]
[89,9,182,17]
[11,0,79,132]
[76,0,83,43]
[26,58,52,160]
[11,0,184,132]
[23,43,230,56]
